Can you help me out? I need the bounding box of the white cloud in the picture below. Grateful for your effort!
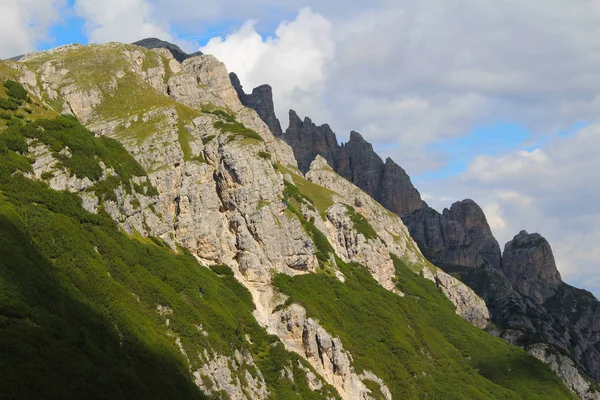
[0,0,65,59]
[74,0,194,51]
[200,8,335,127]
[75,0,170,44]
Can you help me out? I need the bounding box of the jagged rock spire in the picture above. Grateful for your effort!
[502,230,562,303]
[229,72,283,137]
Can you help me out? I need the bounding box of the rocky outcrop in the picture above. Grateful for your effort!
[444,199,502,270]
[270,304,392,400]
[403,205,485,269]
[133,37,202,62]
[279,110,340,172]
[528,343,600,400]
[193,349,270,399]
[228,85,425,217]
[230,72,283,137]
[168,55,244,112]
[502,230,562,304]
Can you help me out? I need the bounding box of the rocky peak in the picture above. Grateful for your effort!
[280,109,340,173]
[347,130,366,143]
[132,37,202,63]
[443,199,502,269]
[229,72,283,137]
[402,206,485,269]
[502,230,562,304]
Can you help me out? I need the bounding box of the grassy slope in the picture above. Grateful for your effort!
[273,257,576,400]
[0,117,339,400]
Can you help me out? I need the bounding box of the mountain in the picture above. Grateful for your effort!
[234,74,600,398]
[0,39,592,399]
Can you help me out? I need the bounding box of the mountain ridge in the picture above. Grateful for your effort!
[231,59,600,395]
[0,38,595,399]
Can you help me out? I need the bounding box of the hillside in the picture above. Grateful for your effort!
[0,41,586,399]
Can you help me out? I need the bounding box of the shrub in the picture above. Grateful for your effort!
[213,121,263,142]
[209,264,234,277]
[202,135,216,145]
[0,98,20,111]
[202,108,236,123]
[3,80,28,101]
[41,171,54,180]
[257,151,271,160]
[0,112,11,120]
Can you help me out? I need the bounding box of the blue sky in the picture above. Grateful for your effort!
[2,0,600,297]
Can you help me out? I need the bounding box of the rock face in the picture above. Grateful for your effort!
[270,304,392,400]
[527,343,600,400]
[502,230,562,303]
[230,73,283,137]
[133,37,202,62]
[443,199,503,269]
[274,111,424,218]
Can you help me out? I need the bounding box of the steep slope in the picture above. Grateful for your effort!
[0,42,583,399]
[232,78,600,397]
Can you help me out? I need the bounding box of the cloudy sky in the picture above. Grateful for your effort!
[2,0,599,296]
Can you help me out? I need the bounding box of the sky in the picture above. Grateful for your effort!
[1,0,599,297]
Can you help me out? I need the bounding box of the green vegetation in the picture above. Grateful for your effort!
[40,171,54,180]
[0,78,57,128]
[277,163,335,219]
[0,97,21,111]
[213,120,263,142]
[4,80,28,101]
[202,135,216,145]
[201,108,236,123]
[257,150,271,160]
[0,115,156,201]
[272,256,575,400]
[209,264,235,277]
[283,181,334,267]
[345,205,379,241]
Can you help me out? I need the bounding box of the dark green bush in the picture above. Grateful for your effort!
[0,112,11,120]
[257,151,271,160]
[3,80,28,101]
[213,121,263,142]
[202,135,216,145]
[0,98,20,111]
[41,171,54,180]
[202,108,236,123]
[209,264,234,277]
